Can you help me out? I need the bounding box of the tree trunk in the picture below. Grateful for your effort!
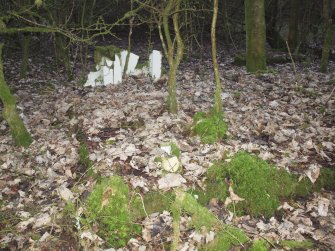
[20,34,30,79]
[245,0,267,72]
[287,0,301,51]
[211,0,222,115]
[0,43,32,148]
[265,0,285,49]
[167,65,178,114]
[55,34,73,80]
[160,0,184,114]
[320,0,335,73]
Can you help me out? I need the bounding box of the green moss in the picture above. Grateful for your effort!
[120,118,145,130]
[294,176,314,197]
[249,239,269,251]
[161,142,181,158]
[175,191,219,230]
[85,176,141,247]
[94,45,122,65]
[319,106,326,114]
[135,61,149,70]
[206,152,296,218]
[189,164,228,206]
[172,190,248,251]
[130,191,175,220]
[200,226,249,251]
[316,168,335,191]
[105,139,115,145]
[79,143,93,176]
[170,143,181,158]
[293,168,335,196]
[192,111,228,144]
[154,156,163,163]
[280,239,314,249]
[0,209,21,245]
[63,201,76,217]
[233,91,241,99]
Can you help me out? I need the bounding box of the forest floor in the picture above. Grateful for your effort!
[0,42,335,250]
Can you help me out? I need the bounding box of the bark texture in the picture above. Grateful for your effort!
[320,0,335,73]
[245,0,267,72]
[160,0,184,114]
[211,0,222,114]
[287,0,302,51]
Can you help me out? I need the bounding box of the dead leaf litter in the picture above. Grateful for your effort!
[0,54,334,250]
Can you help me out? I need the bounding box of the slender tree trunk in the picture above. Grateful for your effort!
[0,43,32,148]
[287,0,301,51]
[245,0,267,72]
[320,0,335,73]
[55,34,73,80]
[265,0,285,49]
[211,0,222,115]
[20,34,30,79]
[160,0,184,114]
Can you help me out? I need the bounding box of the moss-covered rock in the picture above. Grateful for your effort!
[85,176,141,247]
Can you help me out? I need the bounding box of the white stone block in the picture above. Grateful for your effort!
[85,49,162,87]
[84,70,103,87]
[102,65,114,85]
[149,50,162,81]
[113,54,122,84]
[120,50,139,75]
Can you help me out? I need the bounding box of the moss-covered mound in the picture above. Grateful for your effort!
[194,151,335,218]
[130,190,175,220]
[194,151,297,218]
[174,190,248,251]
[192,111,228,144]
[85,176,141,247]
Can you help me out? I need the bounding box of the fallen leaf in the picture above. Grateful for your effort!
[158,173,186,189]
